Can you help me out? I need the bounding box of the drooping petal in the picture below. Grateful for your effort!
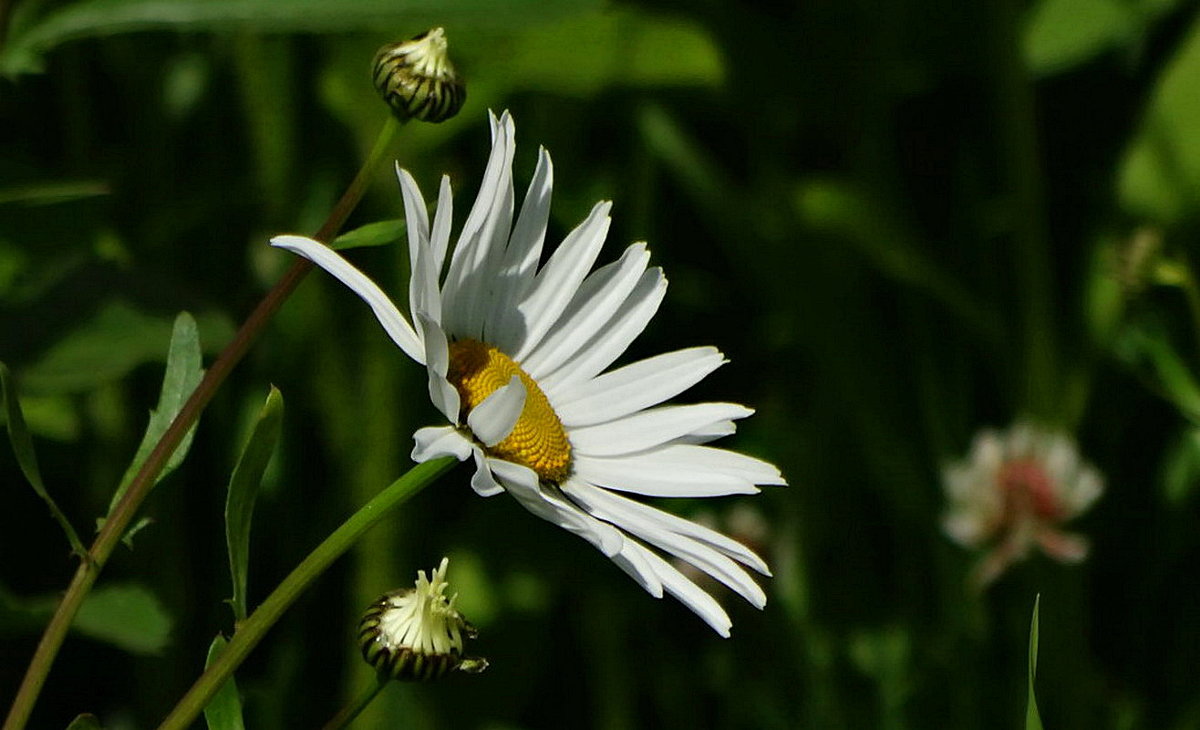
[632,543,733,637]
[486,146,554,354]
[553,347,727,427]
[563,480,766,608]
[512,201,612,359]
[270,235,424,364]
[412,425,473,463]
[520,242,650,380]
[466,375,525,447]
[415,313,459,422]
[538,268,666,394]
[569,403,753,457]
[487,458,623,556]
[469,448,506,497]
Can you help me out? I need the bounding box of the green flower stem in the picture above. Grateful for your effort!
[2,115,402,730]
[321,674,390,730]
[158,456,455,730]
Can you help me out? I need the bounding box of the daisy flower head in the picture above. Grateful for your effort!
[272,111,786,636]
[941,420,1104,588]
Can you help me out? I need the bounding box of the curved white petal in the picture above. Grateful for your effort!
[563,479,765,608]
[554,347,727,427]
[467,375,525,448]
[539,268,666,395]
[411,425,473,463]
[487,458,624,556]
[570,403,753,457]
[521,242,650,380]
[609,538,665,598]
[429,175,454,276]
[396,164,431,321]
[270,235,424,364]
[470,448,506,497]
[512,201,612,360]
[573,453,758,498]
[487,147,554,354]
[635,544,732,637]
[415,313,459,422]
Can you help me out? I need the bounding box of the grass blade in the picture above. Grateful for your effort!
[1026,595,1044,730]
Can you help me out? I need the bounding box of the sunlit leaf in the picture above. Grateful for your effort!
[1023,0,1134,75]
[65,714,104,730]
[1026,595,1044,730]
[225,386,284,623]
[1,361,86,556]
[73,583,171,655]
[2,0,601,76]
[332,219,406,251]
[103,312,205,528]
[204,635,246,730]
[1118,15,1200,222]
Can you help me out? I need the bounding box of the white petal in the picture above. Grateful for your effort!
[609,538,664,598]
[563,479,765,608]
[411,426,473,463]
[487,458,623,556]
[521,243,650,380]
[512,201,612,360]
[562,478,770,574]
[470,448,506,497]
[270,235,424,364]
[573,442,784,498]
[396,164,431,321]
[442,111,515,340]
[487,146,554,355]
[554,347,727,427]
[635,544,733,637]
[539,268,666,395]
[570,403,753,457]
[467,375,525,448]
[415,313,459,422]
[429,175,454,276]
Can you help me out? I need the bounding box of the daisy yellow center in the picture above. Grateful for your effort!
[447,339,572,482]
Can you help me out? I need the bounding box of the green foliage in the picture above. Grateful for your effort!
[225,386,284,624]
[103,312,205,525]
[1027,596,1044,730]
[0,361,85,556]
[203,635,246,730]
[332,220,407,251]
[0,582,171,655]
[65,714,104,730]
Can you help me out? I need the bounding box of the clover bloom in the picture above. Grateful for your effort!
[942,421,1103,587]
[273,112,784,636]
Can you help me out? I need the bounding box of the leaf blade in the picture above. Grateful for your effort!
[203,635,246,730]
[1026,595,1044,730]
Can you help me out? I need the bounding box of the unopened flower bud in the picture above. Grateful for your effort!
[358,558,487,681]
[372,28,466,123]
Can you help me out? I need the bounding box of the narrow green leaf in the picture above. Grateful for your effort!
[204,635,246,730]
[1,361,86,556]
[1118,326,1200,422]
[226,386,284,623]
[65,714,104,730]
[331,219,406,251]
[1026,595,1044,730]
[74,583,172,655]
[104,312,205,522]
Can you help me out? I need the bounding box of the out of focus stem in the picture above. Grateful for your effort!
[1,115,402,730]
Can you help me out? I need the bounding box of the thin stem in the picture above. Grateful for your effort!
[322,675,390,730]
[158,456,455,730]
[2,116,402,730]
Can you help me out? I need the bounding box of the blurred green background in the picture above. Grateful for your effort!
[4,0,1200,727]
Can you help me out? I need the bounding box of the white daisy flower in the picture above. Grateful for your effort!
[942,421,1104,588]
[272,111,785,636]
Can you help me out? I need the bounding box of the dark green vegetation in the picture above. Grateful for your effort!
[3,0,1200,727]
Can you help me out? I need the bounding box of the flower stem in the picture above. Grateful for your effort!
[2,115,402,730]
[321,674,390,730]
[157,456,455,730]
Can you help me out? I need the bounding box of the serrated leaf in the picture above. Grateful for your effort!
[74,583,172,655]
[226,386,284,623]
[2,0,601,76]
[332,219,406,251]
[204,635,246,730]
[104,312,204,522]
[1,361,85,556]
[65,714,104,730]
[1026,595,1044,730]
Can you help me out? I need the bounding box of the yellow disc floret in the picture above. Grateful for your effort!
[447,339,572,482]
